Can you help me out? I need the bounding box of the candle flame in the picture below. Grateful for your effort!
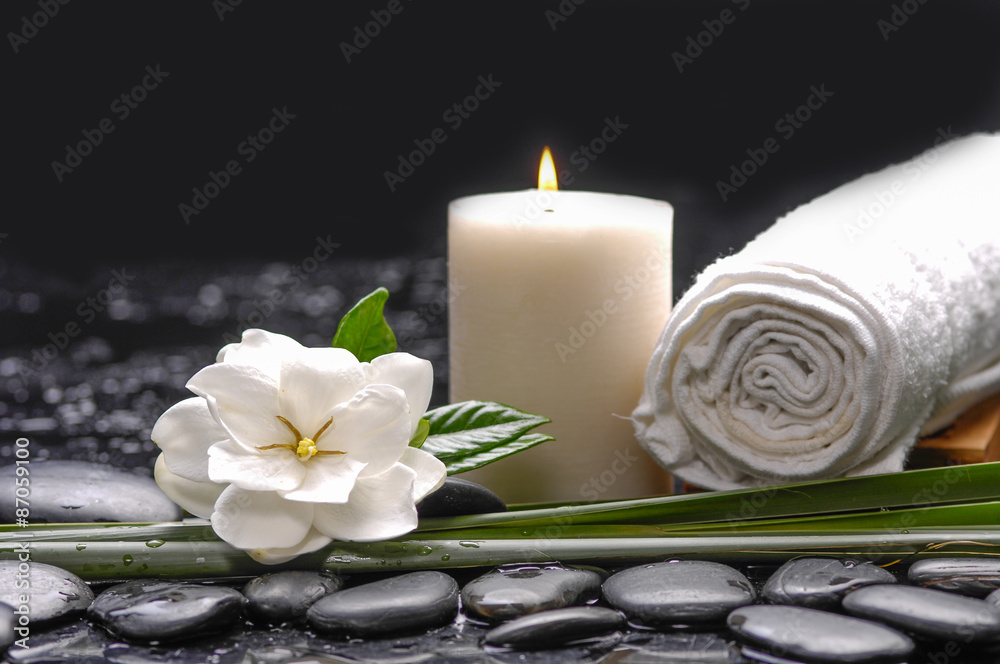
[538,147,558,191]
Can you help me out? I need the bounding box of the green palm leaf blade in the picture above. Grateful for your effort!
[416,462,1000,532]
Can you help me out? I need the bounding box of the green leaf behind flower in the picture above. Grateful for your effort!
[409,418,430,449]
[421,401,554,474]
[332,287,397,362]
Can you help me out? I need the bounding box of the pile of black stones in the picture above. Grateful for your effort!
[5,465,1000,663]
[5,258,1000,663]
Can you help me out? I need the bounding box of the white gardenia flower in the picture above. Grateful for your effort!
[151,329,446,564]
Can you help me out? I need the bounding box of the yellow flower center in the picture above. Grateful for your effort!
[296,437,318,459]
[256,415,343,461]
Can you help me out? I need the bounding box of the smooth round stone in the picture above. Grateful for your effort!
[307,571,458,636]
[762,558,896,610]
[602,560,755,626]
[908,558,1000,598]
[843,584,1000,644]
[0,603,15,655]
[0,461,182,523]
[243,571,344,622]
[483,606,626,650]
[728,605,915,664]
[417,477,507,518]
[88,579,246,642]
[461,563,603,621]
[0,561,94,623]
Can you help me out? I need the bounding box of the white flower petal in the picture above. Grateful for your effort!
[153,454,226,519]
[211,485,313,550]
[217,329,304,379]
[368,353,434,435]
[398,447,447,502]
[312,462,418,542]
[327,385,412,477]
[151,397,228,482]
[246,527,333,565]
[208,440,306,492]
[187,362,282,450]
[278,454,367,503]
[278,346,367,438]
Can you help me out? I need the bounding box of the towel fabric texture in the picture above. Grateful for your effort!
[633,133,1000,490]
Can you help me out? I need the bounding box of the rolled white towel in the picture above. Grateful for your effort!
[633,133,1000,490]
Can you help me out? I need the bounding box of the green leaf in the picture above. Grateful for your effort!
[409,418,430,449]
[331,287,397,362]
[437,433,554,475]
[421,401,553,474]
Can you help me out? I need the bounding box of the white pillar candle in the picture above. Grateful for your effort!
[448,170,674,503]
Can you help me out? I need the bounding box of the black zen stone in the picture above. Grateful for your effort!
[602,560,755,626]
[417,477,507,518]
[88,580,245,642]
[0,603,15,655]
[908,558,1000,598]
[0,561,94,624]
[461,563,603,622]
[0,461,182,523]
[306,571,458,636]
[243,571,344,622]
[728,604,915,664]
[483,606,626,650]
[843,584,1000,644]
[762,558,896,610]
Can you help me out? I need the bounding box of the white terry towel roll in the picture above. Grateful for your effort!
[633,133,1000,490]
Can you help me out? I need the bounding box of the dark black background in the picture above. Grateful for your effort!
[5,0,1000,293]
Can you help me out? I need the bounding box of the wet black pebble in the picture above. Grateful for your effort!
[483,606,626,650]
[728,604,915,664]
[243,570,344,622]
[306,571,458,636]
[88,579,246,642]
[908,558,1000,598]
[0,603,15,656]
[0,561,94,624]
[462,563,603,622]
[0,461,182,523]
[843,584,1000,644]
[762,557,896,610]
[417,477,507,518]
[603,560,755,626]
